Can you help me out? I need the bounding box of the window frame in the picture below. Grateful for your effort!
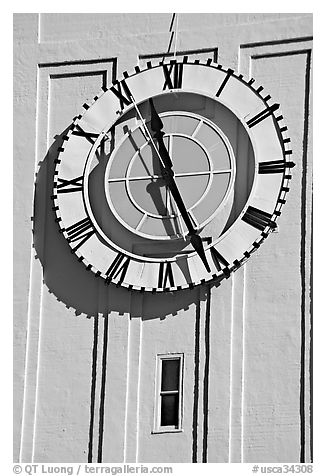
[153,353,184,434]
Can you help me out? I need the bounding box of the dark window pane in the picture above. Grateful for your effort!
[161,394,179,426]
[161,359,180,391]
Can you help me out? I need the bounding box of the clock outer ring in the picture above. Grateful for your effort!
[52,59,294,292]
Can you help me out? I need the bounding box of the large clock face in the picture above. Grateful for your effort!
[53,58,294,292]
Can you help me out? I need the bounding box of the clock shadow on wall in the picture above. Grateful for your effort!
[33,127,217,321]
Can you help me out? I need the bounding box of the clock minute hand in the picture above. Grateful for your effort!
[163,173,211,273]
[149,98,173,169]
[149,99,211,273]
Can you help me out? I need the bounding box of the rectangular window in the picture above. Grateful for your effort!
[154,354,183,432]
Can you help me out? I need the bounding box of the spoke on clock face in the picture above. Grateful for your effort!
[108,168,232,183]
[191,119,203,138]
[136,213,148,231]
[108,174,161,183]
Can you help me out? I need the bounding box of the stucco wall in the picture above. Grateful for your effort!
[14,13,312,463]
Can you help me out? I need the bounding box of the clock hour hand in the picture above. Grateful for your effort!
[149,98,211,273]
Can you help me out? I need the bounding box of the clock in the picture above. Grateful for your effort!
[52,57,294,292]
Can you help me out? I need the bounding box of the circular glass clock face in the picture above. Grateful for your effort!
[104,110,236,240]
[83,91,254,262]
[53,59,293,291]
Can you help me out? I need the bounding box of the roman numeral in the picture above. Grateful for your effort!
[258,160,295,174]
[110,80,133,110]
[162,62,183,90]
[210,247,230,275]
[158,261,175,289]
[72,125,99,144]
[246,103,279,128]
[242,206,276,231]
[105,253,131,284]
[65,217,95,251]
[57,176,83,193]
[215,68,233,97]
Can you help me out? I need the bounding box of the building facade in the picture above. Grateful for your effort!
[14,13,313,463]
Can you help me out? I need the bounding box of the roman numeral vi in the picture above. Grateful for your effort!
[158,261,175,289]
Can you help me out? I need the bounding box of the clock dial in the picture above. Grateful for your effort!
[53,58,294,292]
[105,109,235,240]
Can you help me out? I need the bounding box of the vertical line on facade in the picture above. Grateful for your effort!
[192,290,201,463]
[202,285,211,462]
[19,247,33,462]
[228,274,235,463]
[309,193,313,463]
[240,265,246,463]
[20,63,43,463]
[19,240,41,462]
[46,74,51,148]
[31,277,45,462]
[31,66,54,461]
[135,318,143,463]
[97,316,109,463]
[88,316,99,463]
[123,316,132,462]
[237,45,241,75]
[19,89,40,456]
[37,13,41,44]
[300,49,312,463]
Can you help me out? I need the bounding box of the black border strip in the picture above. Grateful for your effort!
[202,285,211,462]
[139,47,218,63]
[300,49,312,463]
[240,36,313,49]
[192,291,201,463]
[97,316,109,463]
[88,316,99,462]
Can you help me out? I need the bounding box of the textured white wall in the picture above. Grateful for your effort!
[14,13,312,463]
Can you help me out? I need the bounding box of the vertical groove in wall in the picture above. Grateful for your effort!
[31,67,56,462]
[228,274,235,463]
[202,285,211,463]
[240,265,246,463]
[227,267,246,463]
[97,316,109,463]
[31,280,45,463]
[19,67,41,462]
[88,316,99,463]
[123,316,131,463]
[37,13,41,44]
[309,197,313,462]
[300,48,312,464]
[19,248,34,461]
[192,290,201,463]
[135,317,143,463]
